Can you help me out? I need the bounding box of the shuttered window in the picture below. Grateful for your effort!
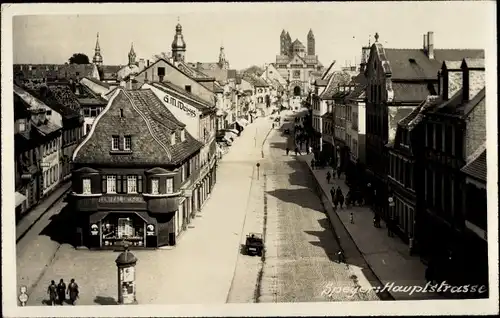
[102,175,107,193]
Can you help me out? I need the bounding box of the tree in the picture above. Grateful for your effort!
[68,53,90,64]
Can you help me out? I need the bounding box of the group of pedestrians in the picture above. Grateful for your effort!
[47,278,79,306]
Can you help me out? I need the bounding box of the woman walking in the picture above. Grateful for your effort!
[67,279,79,305]
[336,186,344,209]
[47,280,57,306]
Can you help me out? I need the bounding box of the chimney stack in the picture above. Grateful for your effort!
[147,59,150,67]
[423,34,428,53]
[427,31,434,59]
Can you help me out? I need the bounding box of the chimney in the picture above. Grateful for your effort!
[427,31,434,59]
[147,59,150,67]
[139,59,145,70]
[423,34,428,53]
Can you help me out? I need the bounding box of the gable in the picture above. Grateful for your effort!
[287,54,305,66]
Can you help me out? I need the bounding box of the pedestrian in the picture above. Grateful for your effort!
[67,279,79,305]
[350,212,354,224]
[57,279,66,305]
[47,280,57,306]
[294,147,299,155]
[330,187,335,202]
[337,250,345,263]
[326,171,331,184]
[337,167,342,179]
[286,147,290,155]
[311,158,315,169]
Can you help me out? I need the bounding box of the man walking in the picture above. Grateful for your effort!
[286,147,290,155]
[330,187,335,202]
[57,279,66,305]
[47,280,57,306]
[67,279,79,305]
[326,171,332,184]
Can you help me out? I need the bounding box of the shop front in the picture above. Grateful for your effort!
[88,211,158,249]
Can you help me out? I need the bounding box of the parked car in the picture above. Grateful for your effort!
[245,233,264,256]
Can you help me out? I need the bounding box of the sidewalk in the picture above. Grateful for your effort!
[297,154,443,300]
[16,181,71,243]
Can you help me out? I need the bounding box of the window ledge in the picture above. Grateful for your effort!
[110,150,133,155]
[70,192,103,197]
[142,191,182,198]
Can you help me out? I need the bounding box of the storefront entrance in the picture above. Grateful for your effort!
[89,211,157,249]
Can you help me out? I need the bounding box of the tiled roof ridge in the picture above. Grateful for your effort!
[123,90,172,161]
[466,141,486,164]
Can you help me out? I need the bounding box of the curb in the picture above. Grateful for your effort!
[300,159,395,301]
[16,183,71,244]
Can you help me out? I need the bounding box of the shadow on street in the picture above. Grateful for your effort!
[93,296,118,305]
[39,204,79,247]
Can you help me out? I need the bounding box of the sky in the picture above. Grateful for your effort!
[11,2,496,71]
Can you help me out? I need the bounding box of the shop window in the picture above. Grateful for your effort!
[151,178,159,194]
[166,178,174,194]
[82,178,91,194]
[127,175,137,193]
[124,135,132,150]
[107,175,117,193]
[111,135,120,150]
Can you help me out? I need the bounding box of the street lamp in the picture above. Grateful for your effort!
[256,163,261,180]
[387,196,395,237]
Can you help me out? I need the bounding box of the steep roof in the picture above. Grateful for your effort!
[82,76,110,89]
[391,82,437,102]
[73,89,203,166]
[17,84,81,119]
[58,64,96,79]
[383,48,484,80]
[461,144,486,182]
[99,65,122,80]
[399,95,442,130]
[150,82,215,113]
[243,75,269,87]
[177,61,213,79]
[76,83,108,106]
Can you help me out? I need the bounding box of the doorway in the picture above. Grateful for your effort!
[293,86,301,96]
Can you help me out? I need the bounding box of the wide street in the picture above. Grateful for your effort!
[17,109,380,306]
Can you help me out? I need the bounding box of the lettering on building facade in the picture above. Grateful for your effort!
[98,195,145,204]
[164,96,197,117]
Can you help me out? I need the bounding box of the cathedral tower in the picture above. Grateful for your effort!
[171,19,187,62]
[280,30,287,56]
[307,29,315,56]
[92,33,103,66]
[285,32,292,56]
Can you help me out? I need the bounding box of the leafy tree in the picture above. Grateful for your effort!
[68,53,90,64]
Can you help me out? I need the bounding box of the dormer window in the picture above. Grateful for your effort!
[82,178,91,194]
[151,178,159,194]
[18,119,26,132]
[112,135,120,150]
[180,129,186,141]
[171,133,176,145]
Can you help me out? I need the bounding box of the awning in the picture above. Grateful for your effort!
[220,128,239,135]
[15,192,27,207]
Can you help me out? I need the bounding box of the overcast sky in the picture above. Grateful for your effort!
[12,2,495,70]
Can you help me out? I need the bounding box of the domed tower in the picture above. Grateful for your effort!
[92,33,103,66]
[307,29,315,56]
[218,45,229,69]
[128,43,136,67]
[171,20,187,62]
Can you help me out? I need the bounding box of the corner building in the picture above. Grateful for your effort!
[71,88,206,249]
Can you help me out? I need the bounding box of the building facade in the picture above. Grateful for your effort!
[14,87,63,220]
[364,31,484,221]
[275,29,324,97]
[71,88,209,249]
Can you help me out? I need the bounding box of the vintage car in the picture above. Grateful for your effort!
[245,233,264,256]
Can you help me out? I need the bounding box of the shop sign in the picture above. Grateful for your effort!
[99,195,144,204]
[146,224,155,236]
[90,223,99,235]
[164,96,197,117]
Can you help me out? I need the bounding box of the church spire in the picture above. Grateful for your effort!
[218,44,228,69]
[172,18,187,62]
[128,43,136,66]
[92,32,103,65]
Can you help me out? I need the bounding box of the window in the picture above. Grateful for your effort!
[157,67,166,76]
[107,175,117,193]
[171,133,176,145]
[185,85,191,93]
[180,129,185,141]
[83,178,91,194]
[18,119,26,132]
[46,110,52,116]
[151,178,159,194]
[124,135,132,150]
[112,135,120,150]
[293,70,300,78]
[120,109,124,117]
[166,178,174,194]
[127,175,137,193]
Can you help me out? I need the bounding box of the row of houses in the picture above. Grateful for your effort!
[12,22,281,250]
[309,31,488,289]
